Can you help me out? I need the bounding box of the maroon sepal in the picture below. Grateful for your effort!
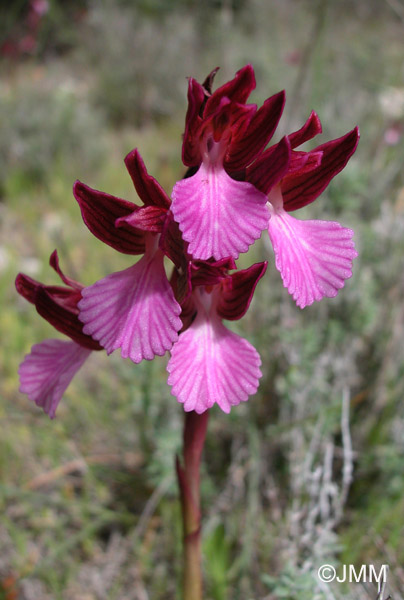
[217,261,267,321]
[73,181,146,255]
[189,257,236,289]
[124,149,171,209]
[16,273,78,312]
[174,258,236,324]
[16,272,40,304]
[246,136,291,194]
[182,78,206,166]
[198,97,255,148]
[116,205,167,233]
[288,110,322,149]
[49,249,82,290]
[288,150,323,175]
[223,103,256,146]
[204,64,256,117]
[16,268,102,351]
[170,267,197,331]
[170,266,189,307]
[282,127,360,211]
[159,211,188,271]
[202,67,219,95]
[167,260,195,330]
[35,287,102,351]
[225,90,286,171]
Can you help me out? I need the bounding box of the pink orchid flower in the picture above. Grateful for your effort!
[74,149,182,363]
[168,259,267,413]
[246,111,360,308]
[173,65,359,309]
[16,64,360,418]
[16,251,102,418]
[171,65,285,261]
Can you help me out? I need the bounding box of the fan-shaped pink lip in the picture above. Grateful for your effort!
[167,309,262,414]
[267,195,358,308]
[78,240,182,363]
[171,162,269,261]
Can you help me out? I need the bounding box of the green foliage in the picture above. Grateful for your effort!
[0,74,106,188]
[204,524,231,600]
[261,565,319,600]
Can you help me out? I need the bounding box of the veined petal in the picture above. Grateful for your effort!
[246,136,291,194]
[225,90,286,171]
[167,313,262,414]
[124,149,171,209]
[49,250,82,290]
[282,127,360,211]
[19,339,91,418]
[116,205,167,232]
[189,257,236,288]
[15,272,41,303]
[204,64,256,116]
[16,272,80,313]
[209,100,255,145]
[35,287,102,350]
[171,163,269,260]
[288,111,322,149]
[288,150,322,175]
[78,250,182,363]
[182,77,206,167]
[159,211,188,270]
[267,206,358,308]
[201,67,220,94]
[73,181,146,255]
[217,261,267,321]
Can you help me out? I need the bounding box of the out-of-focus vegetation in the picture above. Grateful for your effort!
[1,1,404,599]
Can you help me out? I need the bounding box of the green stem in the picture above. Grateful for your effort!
[176,410,209,600]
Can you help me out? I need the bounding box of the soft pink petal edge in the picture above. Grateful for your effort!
[18,339,91,418]
[78,254,182,363]
[171,163,269,260]
[267,209,358,308]
[167,314,262,414]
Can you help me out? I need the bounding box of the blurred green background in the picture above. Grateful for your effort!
[1,1,404,599]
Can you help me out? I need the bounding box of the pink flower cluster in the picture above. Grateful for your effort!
[16,65,359,418]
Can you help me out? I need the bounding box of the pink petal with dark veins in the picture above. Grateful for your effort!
[267,205,358,308]
[167,311,262,413]
[172,163,269,260]
[78,249,182,363]
[19,339,91,418]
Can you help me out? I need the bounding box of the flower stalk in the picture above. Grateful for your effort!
[176,410,209,600]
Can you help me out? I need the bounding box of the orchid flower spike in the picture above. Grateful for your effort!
[17,64,359,418]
